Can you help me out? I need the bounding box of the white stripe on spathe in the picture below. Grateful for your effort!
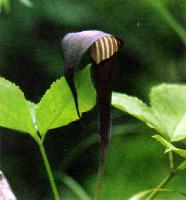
[90,36,120,64]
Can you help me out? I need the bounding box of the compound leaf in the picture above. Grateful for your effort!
[36,64,96,137]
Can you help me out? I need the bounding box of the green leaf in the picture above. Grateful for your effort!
[112,84,186,142]
[153,135,186,158]
[128,189,151,200]
[176,160,186,172]
[27,101,37,131]
[129,188,184,200]
[74,64,96,115]
[150,84,186,141]
[112,92,164,134]
[0,78,37,139]
[36,64,96,137]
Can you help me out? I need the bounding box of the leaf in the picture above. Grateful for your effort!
[171,113,186,142]
[129,188,184,200]
[152,135,186,158]
[129,189,156,200]
[112,92,164,135]
[0,78,37,139]
[176,160,186,172]
[150,84,186,141]
[74,64,96,114]
[36,64,96,137]
[112,84,186,142]
[27,101,37,131]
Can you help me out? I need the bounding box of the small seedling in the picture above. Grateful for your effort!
[61,30,123,200]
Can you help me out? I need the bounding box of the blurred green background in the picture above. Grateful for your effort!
[0,0,186,199]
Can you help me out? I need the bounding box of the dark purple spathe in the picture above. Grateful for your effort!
[61,30,111,71]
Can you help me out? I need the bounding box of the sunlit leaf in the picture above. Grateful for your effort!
[153,135,186,158]
[112,92,164,135]
[129,188,184,200]
[176,160,186,172]
[128,189,151,200]
[36,64,96,137]
[27,101,37,131]
[112,84,186,142]
[150,84,186,141]
[0,77,37,139]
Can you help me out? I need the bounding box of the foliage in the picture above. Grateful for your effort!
[0,0,186,199]
[0,77,36,138]
[112,84,186,199]
[0,64,95,141]
[36,64,95,138]
[113,84,186,142]
[0,64,96,199]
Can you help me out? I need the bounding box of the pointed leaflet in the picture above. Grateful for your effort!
[153,135,186,158]
[112,84,186,141]
[112,92,164,135]
[129,189,172,200]
[36,64,96,137]
[129,188,183,200]
[176,160,186,172]
[150,84,186,141]
[0,78,37,139]
[129,189,152,200]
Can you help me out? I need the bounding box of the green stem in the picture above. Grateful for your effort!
[94,144,108,200]
[39,142,60,200]
[168,151,174,170]
[145,151,176,200]
[57,172,92,200]
[145,172,174,200]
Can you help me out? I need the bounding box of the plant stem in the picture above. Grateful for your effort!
[57,172,93,200]
[168,151,174,170]
[145,172,174,200]
[39,143,60,200]
[146,151,176,200]
[94,144,108,200]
